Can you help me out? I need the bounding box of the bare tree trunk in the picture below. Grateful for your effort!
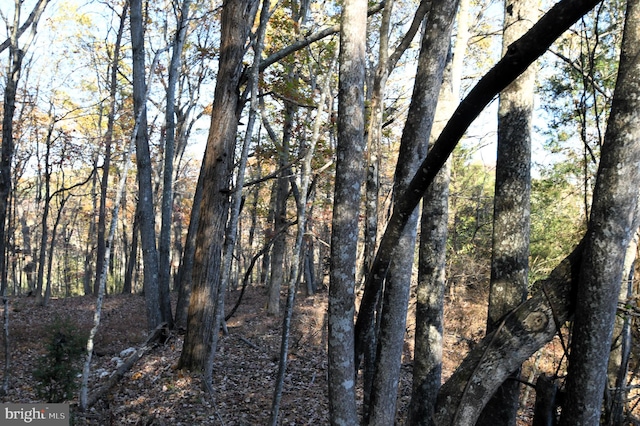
[266,104,293,316]
[95,3,127,296]
[173,170,202,328]
[327,0,367,424]
[35,114,54,305]
[158,0,191,329]
[366,1,458,423]
[559,0,640,421]
[604,230,637,425]
[409,0,469,413]
[178,0,259,373]
[130,0,166,330]
[478,0,538,423]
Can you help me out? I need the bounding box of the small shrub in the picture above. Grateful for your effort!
[33,317,86,403]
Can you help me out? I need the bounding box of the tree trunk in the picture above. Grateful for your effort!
[366,1,458,423]
[478,0,537,422]
[559,0,640,422]
[327,0,367,424]
[409,4,467,415]
[178,0,259,372]
[173,169,203,328]
[604,230,638,425]
[35,116,54,305]
[158,0,191,330]
[130,0,165,330]
[122,206,139,294]
[267,104,294,316]
[95,3,127,296]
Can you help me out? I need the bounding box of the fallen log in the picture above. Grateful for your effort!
[86,322,170,408]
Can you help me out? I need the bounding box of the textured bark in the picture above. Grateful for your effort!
[478,0,537,422]
[327,0,367,424]
[366,1,459,424]
[409,9,465,418]
[559,0,640,422]
[131,0,164,330]
[158,0,191,329]
[433,243,583,425]
[178,0,259,371]
[604,231,638,425]
[174,167,203,328]
[355,0,605,372]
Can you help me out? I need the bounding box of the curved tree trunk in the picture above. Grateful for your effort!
[366,1,458,423]
[559,0,640,422]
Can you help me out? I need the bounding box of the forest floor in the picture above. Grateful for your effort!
[0,282,633,425]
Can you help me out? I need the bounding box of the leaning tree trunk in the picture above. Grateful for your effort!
[559,0,640,422]
[366,1,458,423]
[477,0,538,423]
[327,0,367,424]
[408,3,468,416]
[178,0,259,373]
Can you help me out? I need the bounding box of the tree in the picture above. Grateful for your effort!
[409,0,471,421]
[559,0,640,421]
[327,0,367,424]
[130,0,168,330]
[478,0,538,422]
[94,1,128,297]
[178,0,260,376]
[157,0,191,330]
[365,0,459,423]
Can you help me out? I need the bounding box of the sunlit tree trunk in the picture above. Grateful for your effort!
[478,0,538,423]
[366,1,458,423]
[327,0,367,423]
[178,0,259,373]
[560,0,640,422]
[408,0,470,415]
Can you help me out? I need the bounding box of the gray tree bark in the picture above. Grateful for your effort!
[478,0,538,423]
[130,0,166,330]
[158,0,191,329]
[409,0,469,414]
[327,0,367,424]
[559,0,640,422]
[95,3,126,297]
[366,2,458,424]
[604,230,638,425]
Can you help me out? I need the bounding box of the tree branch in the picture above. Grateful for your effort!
[354,0,605,368]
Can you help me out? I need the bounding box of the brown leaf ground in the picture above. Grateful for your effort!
[1,284,636,425]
